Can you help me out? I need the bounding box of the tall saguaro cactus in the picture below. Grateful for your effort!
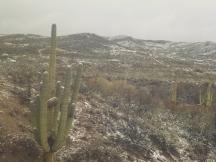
[31,24,83,162]
[49,24,57,97]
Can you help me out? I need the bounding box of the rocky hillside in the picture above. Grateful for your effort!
[1,33,216,81]
[1,33,216,59]
[0,33,216,162]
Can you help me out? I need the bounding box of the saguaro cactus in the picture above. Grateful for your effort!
[206,82,213,107]
[199,86,205,106]
[170,81,178,105]
[31,24,82,162]
[199,82,214,107]
[49,24,57,97]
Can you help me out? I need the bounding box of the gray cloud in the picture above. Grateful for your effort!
[0,0,216,41]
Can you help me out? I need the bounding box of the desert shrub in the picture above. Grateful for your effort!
[190,110,215,136]
[172,105,216,140]
[135,87,152,105]
[112,80,136,101]
[87,77,137,103]
[95,77,113,95]
[87,76,160,107]
[58,137,123,162]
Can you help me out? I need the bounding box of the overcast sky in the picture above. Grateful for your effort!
[1,0,216,42]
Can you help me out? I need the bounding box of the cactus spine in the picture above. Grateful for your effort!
[66,64,83,132]
[31,24,82,162]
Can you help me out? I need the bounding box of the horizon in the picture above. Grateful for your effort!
[1,0,216,42]
[1,32,216,43]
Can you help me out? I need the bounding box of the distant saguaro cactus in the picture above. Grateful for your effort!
[170,81,178,105]
[31,24,83,162]
[206,82,213,107]
[199,81,214,107]
[199,86,205,106]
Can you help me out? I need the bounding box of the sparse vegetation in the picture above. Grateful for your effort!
[0,25,216,162]
[3,56,41,102]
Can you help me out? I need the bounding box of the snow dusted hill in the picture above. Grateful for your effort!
[1,33,216,162]
[110,36,216,59]
[0,33,216,58]
[1,33,216,59]
[1,33,216,73]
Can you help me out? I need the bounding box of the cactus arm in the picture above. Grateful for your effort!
[66,103,76,133]
[71,64,83,104]
[66,64,83,132]
[52,81,63,136]
[54,67,72,150]
[39,71,50,152]
[47,97,58,136]
[30,95,40,142]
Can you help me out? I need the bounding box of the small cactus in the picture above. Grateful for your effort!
[31,24,82,162]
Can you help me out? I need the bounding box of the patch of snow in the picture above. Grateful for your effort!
[1,53,9,57]
[152,150,167,161]
[4,42,14,46]
[7,58,16,63]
